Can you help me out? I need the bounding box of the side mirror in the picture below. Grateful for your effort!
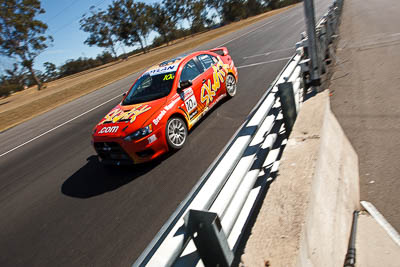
[178,80,192,91]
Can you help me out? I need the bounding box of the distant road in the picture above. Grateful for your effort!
[0,1,332,266]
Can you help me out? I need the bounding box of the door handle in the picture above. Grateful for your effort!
[202,79,206,84]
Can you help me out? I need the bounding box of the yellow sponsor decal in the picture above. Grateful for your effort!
[101,105,151,124]
[200,79,215,106]
[200,60,229,106]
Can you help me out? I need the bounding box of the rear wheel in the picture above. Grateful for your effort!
[226,74,237,97]
[166,117,187,150]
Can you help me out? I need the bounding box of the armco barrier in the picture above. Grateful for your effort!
[133,1,343,266]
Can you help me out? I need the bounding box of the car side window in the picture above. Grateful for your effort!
[198,54,214,70]
[180,59,202,82]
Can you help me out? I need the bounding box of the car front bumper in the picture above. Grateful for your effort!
[92,128,168,165]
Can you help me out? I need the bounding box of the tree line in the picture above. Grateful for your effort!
[0,0,301,97]
[79,0,303,55]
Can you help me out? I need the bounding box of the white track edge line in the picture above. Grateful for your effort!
[0,93,122,158]
[243,47,294,59]
[360,201,400,247]
[216,19,275,47]
[237,57,292,69]
[216,5,300,48]
[215,11,289,47]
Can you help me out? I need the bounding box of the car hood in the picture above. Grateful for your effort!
[93,97,166,138]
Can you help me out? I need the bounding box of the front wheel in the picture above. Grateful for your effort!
[166,117,187,150]
[226,74,237,98]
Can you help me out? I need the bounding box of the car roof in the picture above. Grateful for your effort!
[158,54,188,67]
[141,50,218,78]
[144,54,184,73]
[144,50,211,74]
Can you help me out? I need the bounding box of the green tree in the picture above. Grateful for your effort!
[186,0,210,33]
[206,0,224,23]
[0,0,53,90]
[222,0,247,23]
[5,63,26,86]
[151,3,177,45]
[162,0,186,25]
[108,0,153,54]
[80,7,118,58]
[0,63,26,97]
[43,61,58,81]
[246,0,265,16]
[206,0,224,13]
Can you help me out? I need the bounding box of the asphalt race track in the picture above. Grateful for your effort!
[0,1,332,266]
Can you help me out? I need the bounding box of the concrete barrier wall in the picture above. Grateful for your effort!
[240,90,360,266]
[297,93,360,266]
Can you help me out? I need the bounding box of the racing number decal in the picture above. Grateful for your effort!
[184,94,197,113]
[163,73,175,81]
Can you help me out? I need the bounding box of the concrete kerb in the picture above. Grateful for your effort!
[240,90,360,266]
[360,201,400,247]
[355,206,400,267]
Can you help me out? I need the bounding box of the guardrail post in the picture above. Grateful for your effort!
[327,9,334,40]
[316,26,327,75]
[184,210,234,267]
[278,82,297,135]
[303,0,321,87]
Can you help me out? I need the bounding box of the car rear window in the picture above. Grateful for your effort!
[198,54,214,70]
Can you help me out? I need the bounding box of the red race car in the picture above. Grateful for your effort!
[92,47,238,165]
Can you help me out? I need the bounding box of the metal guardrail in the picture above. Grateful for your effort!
[133,1,343,266]
[300,0,343,86]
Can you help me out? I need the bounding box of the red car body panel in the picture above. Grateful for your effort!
[92,47,238,165]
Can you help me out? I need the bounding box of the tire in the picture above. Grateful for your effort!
[166,117,187,150]
[225,74,237,98]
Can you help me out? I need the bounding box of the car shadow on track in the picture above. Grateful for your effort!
[61,154,168,198]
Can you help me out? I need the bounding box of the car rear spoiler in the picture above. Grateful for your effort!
[209,47,229,56]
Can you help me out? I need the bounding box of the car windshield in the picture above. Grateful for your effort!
[122,71,176,105]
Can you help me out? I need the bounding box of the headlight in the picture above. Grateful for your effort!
[124,124,153,141]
